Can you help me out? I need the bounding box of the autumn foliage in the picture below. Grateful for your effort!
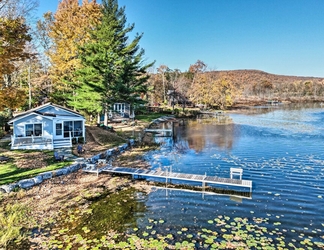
[0,86,26,111]
[0,16,32,112]
[47,0,102,93]
[2,0,324,119]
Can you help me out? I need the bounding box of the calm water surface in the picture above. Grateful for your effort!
[137,103,324,245]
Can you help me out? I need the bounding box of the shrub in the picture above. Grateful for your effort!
[116,130,123,137]
[72,137,77,145]
[78,136,85,144]
[0,129,4,138]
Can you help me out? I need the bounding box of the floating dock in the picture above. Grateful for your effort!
[83,165,252,193]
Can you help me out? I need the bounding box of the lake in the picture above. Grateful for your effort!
[137,103,324,248]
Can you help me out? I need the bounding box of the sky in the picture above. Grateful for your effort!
[38,0,324,77]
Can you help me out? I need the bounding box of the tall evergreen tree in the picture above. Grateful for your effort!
[72,0,154,117]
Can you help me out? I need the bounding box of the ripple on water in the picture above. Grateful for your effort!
[140,106,324,245]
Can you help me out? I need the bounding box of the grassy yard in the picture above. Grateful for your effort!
[135,112,168,122]
[0,149,73,185]
[0,114,164,186]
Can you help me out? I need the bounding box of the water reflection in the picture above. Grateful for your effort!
[143,103,324,246]
[153,186,252,200]
[173,117,236,152]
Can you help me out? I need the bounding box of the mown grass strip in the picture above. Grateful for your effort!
[0,150,73,185]
[136,113,166,122]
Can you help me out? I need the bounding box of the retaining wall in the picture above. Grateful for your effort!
[0,139,135,194]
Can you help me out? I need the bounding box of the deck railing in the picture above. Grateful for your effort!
[11,135,53,150]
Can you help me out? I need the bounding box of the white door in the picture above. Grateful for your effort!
[55,122,63,139]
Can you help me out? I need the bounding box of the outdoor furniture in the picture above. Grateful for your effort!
[77,144,85,155]
[230,167,243,180]
[54,152,64,161]
[98,159,106,164]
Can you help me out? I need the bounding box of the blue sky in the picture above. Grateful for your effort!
[38,0,324,77]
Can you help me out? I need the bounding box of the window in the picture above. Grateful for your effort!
[34,124,42,136]
[25,123,42,136]
[56,123,62,136]
[26,124,33,136]
[63,121,73,138]
[74,121,82,136]
[114,103,125,113]
[63,121,83,138]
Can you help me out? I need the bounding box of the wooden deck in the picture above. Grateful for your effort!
[199,110,225,116]
[83,165,253,192]
[145,128,172,133]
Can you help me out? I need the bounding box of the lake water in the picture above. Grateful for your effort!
[136,103,324,248]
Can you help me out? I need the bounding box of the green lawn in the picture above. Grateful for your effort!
[0,150,73,185]
[136,113,169,122]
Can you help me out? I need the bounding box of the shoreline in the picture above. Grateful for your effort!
[2,146,155,249]
[0,122,156,248]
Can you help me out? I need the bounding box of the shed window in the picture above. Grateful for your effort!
[25,123,42,136]
[114,103,125,113]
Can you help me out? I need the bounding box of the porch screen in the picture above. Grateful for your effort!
[63,121,83,138]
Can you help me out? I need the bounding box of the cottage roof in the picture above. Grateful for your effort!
[8,103,84,125]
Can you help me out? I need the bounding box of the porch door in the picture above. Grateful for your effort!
[55,122,63,139]
[63,121,73,138]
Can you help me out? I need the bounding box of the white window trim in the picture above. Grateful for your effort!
[25,123,43,136]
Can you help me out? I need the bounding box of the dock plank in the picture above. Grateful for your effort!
[94,166,252,191]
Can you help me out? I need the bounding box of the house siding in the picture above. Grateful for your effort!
[9,103,86,150]
[13,114,53,137]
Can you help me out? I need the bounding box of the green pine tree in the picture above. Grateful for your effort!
[71,0,154,115]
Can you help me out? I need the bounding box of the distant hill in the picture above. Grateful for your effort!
[207,70,324,106]
[148,69,324,109]
[210,69,324,86]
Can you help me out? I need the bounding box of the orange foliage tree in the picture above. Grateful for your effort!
[0,17,31,80]
[0,86,26,111]
[46,0,101,104]
[0,17,32,112]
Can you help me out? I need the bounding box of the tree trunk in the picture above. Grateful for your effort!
[104,109,108,126]
[28,61,32,109]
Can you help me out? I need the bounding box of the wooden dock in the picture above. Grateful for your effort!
[199,110,225,116]
[144,128,172,133]
[83,165,252,192]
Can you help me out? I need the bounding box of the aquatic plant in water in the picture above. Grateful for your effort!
[41,211,324,249]
[0,203,31,248]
